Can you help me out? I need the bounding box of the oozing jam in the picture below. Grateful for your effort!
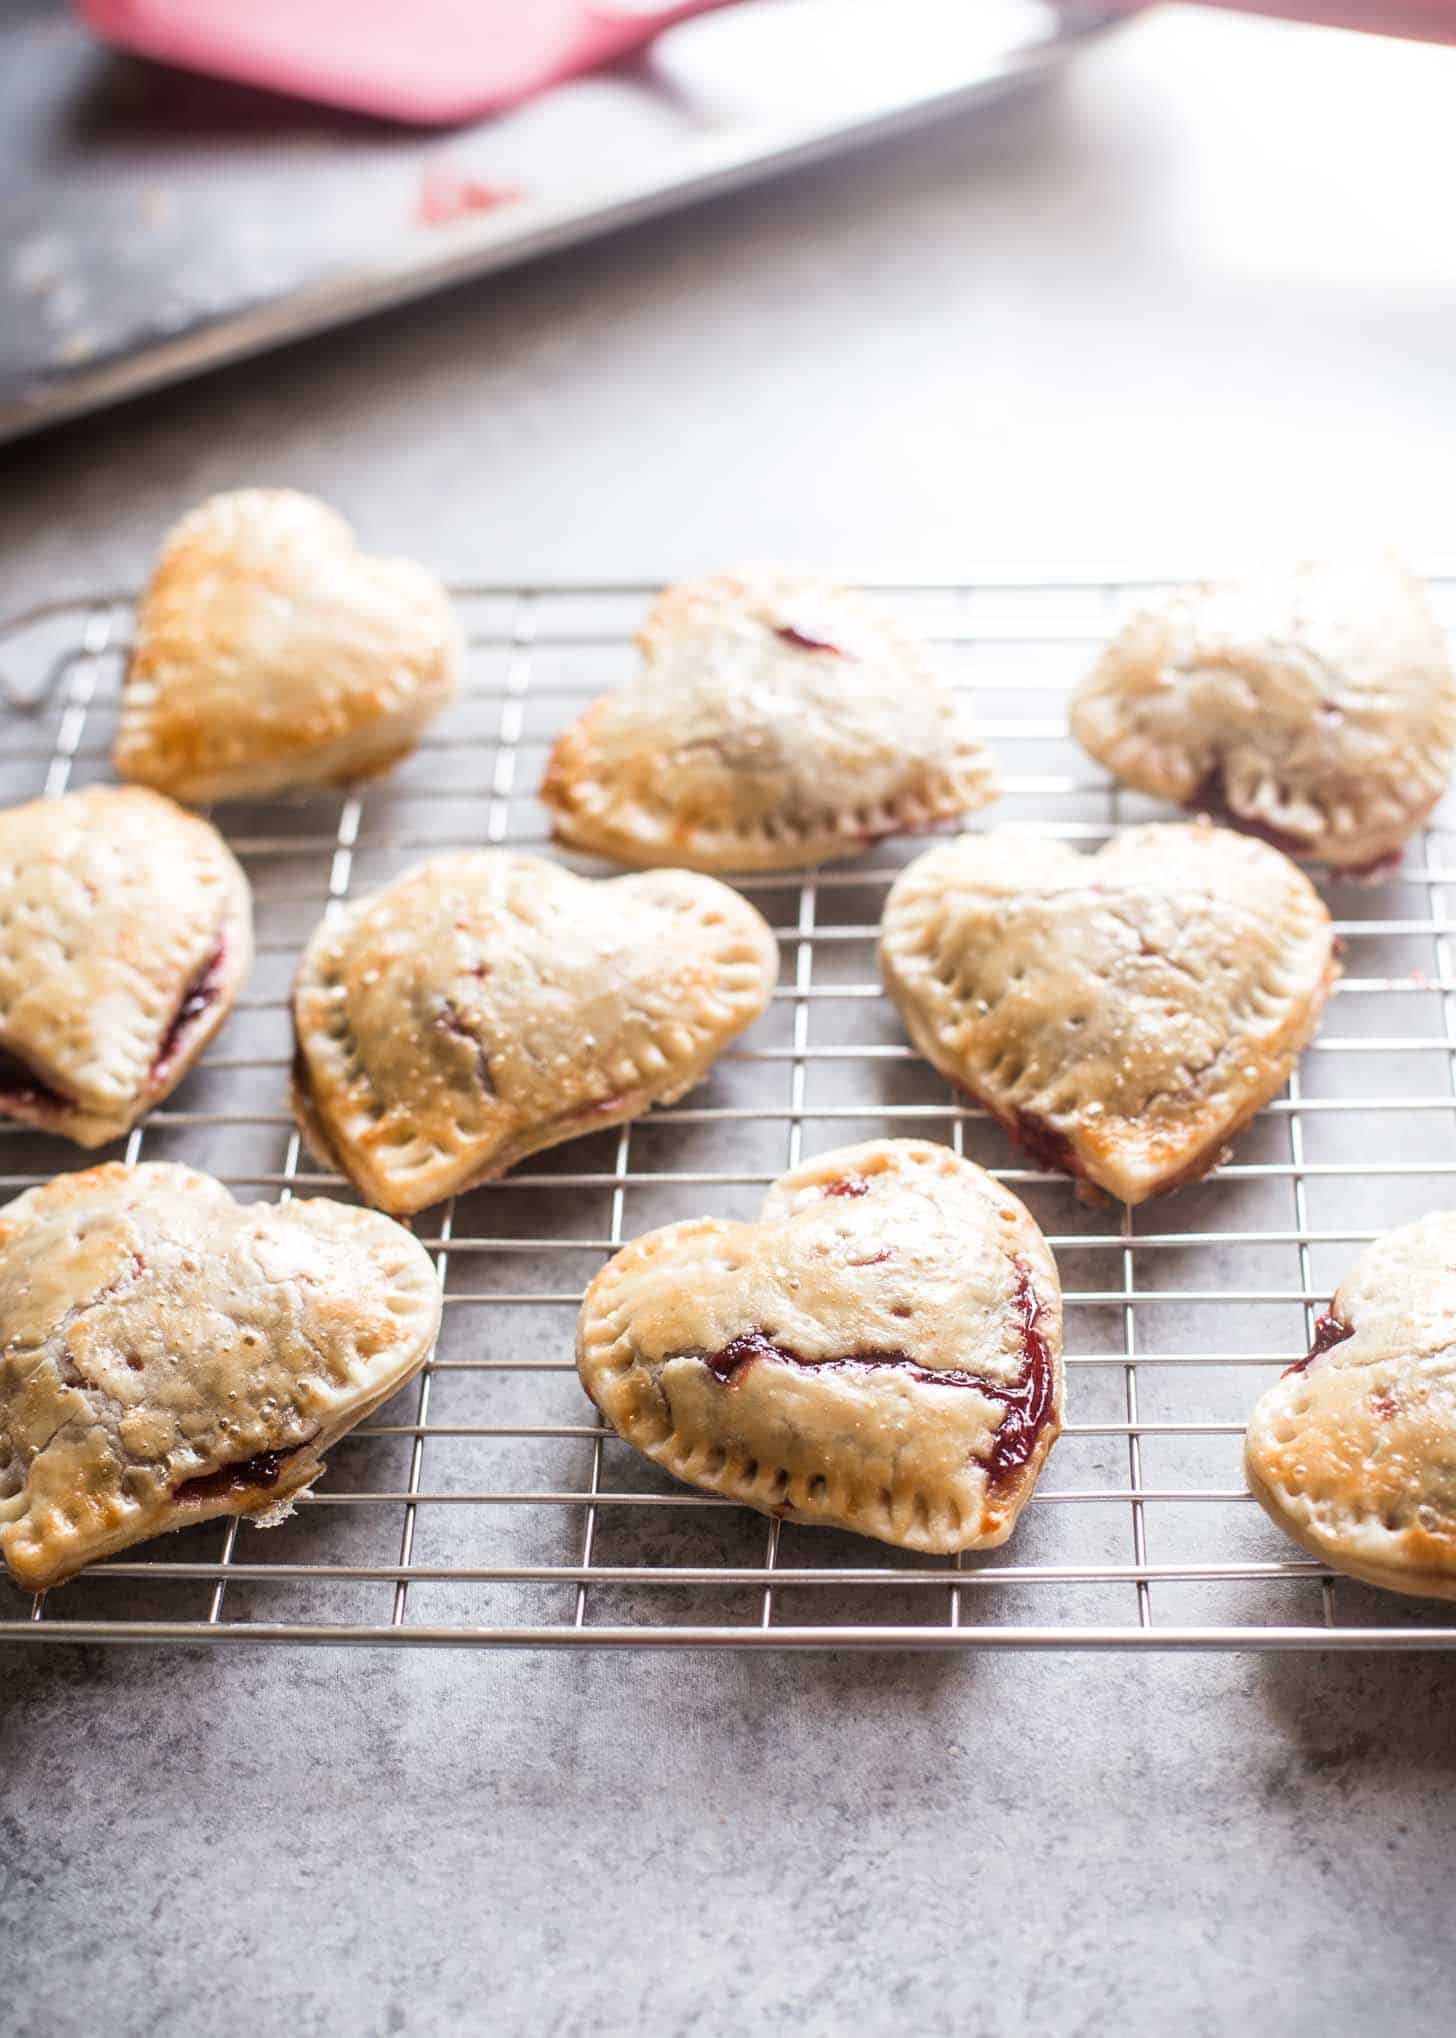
[699,1258,1056,1487]
[1006,1107,1082,1180]
[436,999,494,1093]
[1283,1310,1354,1377]
[173,1445,294,1506]
[0,1044,68,1115]
[1187,766,1310,860]
[150,940,227,1082]
[996,1267,1059,1481]
[1188,767,1405,880]
[774,625,844,657]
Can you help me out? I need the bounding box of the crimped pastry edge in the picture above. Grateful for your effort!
[542,694,998,873]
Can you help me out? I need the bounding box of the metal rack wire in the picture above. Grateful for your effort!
[3,572,1456,1651]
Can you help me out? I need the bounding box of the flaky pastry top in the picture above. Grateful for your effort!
[0,785,252,1145]
[1070,558,1456,871]
[578,1139,1063,1554]
[292,851,778,1214]
[880,823,1338,1204]
[1246,1213,1456,1600]
[0,1163,440,1591]
[115,489,461,803]
[541,567,997,871]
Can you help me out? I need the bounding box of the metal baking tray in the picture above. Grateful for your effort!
[0,0,1126,444]
[2,568,1456,1651]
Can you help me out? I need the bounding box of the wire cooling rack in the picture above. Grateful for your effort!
[3,572,1456,1653]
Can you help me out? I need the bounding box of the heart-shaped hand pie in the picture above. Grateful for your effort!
[115,489,462,803]
[1070,558,1456,873]
[880,822,1339,1204]
[1246,1214,1456,1600]
[540,567,997,871]
[0,786,252,1147]
[0,1163,440,1591]
[577,1140,1063,1553]
[292,851,778,1214]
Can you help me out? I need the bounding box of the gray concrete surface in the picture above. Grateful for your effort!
[4,10,1456,2034]
[4,1645,1455,2036]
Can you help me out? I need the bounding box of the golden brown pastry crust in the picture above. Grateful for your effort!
[1070,558,1456,872]
[115,489,461,803]
[0,1162,441,1592]
[0,786,252,1147]
[577,1139,1063,1554]
[540,567,997,871]
[879,822,1339,1205]
[1246,1214,1456,1600]
[291,851,779,1215]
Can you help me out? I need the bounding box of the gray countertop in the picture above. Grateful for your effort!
[5,9,1456,2034]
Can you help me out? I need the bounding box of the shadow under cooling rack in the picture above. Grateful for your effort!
[3,573,1456,1651]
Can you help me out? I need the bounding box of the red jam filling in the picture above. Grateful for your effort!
[996,1266,1059,1481]
[150,940,227,1082]
[699,1258,1056,1487]
[1187,765,1311,859]
[1283,1310,1354,1377]
[173,1445,293,1506]
[774,625,844,657]
[0,1045,68,1114]
[822,1176,869,1199]
[1006,1107,1082,1179]
[416,167,523,227]
[436,999,495,1094]
[1188,767,1404,880]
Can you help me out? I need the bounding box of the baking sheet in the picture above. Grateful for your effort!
[0,0,1123,442]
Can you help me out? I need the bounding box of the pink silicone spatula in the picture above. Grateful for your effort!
[76,0,741,125]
